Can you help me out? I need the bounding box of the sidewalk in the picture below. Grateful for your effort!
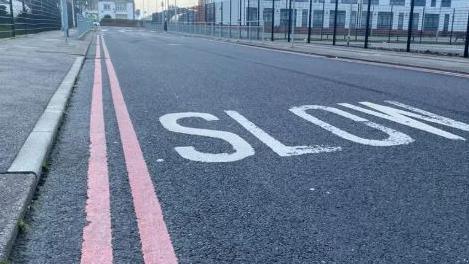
[0,30,92,261]
[228,39,469,75]
[172,30,469,75]
[0,31,90,172]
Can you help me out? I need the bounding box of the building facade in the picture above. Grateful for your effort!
[206,0,468,32]
[85,0,134,20]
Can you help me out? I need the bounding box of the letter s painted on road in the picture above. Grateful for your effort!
[159,112,255,162]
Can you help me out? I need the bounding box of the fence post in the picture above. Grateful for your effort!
[230,0,232,38]
[247,0,250,39]
[8,0,15,37]
[364,0,372,48]
[332,0,339,45]
[406,0,415,52]
[449,8,455,44]
[419,6,425,43]
[271,0,274,41]
[307,0,312,43]
[388,4,393,43]
[257,0,260,40]
[239,0,242,38]
[465,11,469,58]
[287,0,292,42]
[320,0,324,40]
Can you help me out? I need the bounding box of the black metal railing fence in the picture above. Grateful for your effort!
[0,0,62,38]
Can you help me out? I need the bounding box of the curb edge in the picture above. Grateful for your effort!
[0,38,90,261]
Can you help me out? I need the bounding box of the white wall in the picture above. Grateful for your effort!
[211,0,469,31]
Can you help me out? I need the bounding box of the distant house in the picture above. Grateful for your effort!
[84,0,135,20]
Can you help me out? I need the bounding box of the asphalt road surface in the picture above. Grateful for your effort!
[10,27,469,263]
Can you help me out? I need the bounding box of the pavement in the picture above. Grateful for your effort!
[0,30,91,172]
[169,29,469,75]
[0,30,92,261]
[6,27,469,263]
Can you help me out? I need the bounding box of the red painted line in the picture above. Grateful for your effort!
[81,35,113,264]
[100,35,178,264]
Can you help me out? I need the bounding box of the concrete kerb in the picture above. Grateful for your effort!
[0,173,36,262]
[167,31,469,77]
[0,35,91,261]
[8,56,85,176]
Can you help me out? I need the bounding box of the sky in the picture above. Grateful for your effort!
[135,0,198,14]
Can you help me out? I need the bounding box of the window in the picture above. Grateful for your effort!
[441,0,451,7]
[361,11,373,28]
[329,10,346,28]
[377,12,393,29]
[313,10,324,28]
[263,8,273,24]
[443,14,449,31]
[414,0,426,6]
[103,4,111,10]
[431,0,436,7]
[302,9,308,27]
[363,0,379,5]
[246,7,258,23]
[390,0,405,5]
[410,13,419,30]
[398,12,404,30]
[423,14,439,31]
[116,3,126,12]
[280,9,289,27]
[349,11,357,28]
[331,0,357,3]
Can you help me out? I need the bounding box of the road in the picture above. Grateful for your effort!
[9,27,469,263]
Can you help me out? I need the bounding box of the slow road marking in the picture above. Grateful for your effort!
[160,101,469,162]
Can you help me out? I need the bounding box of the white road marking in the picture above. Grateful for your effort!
[159,101,468,162]
[339,101,468,140]
[289,105,414,147]
[225,110,341,156]
[159,112,255,162]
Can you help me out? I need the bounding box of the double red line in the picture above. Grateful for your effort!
[81,35,178,264]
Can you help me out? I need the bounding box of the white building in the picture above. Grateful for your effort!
[85,0,135,20]
[209,0,468,32]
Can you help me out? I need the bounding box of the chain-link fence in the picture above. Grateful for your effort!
[162,0,469,57]
[0,0,63,38]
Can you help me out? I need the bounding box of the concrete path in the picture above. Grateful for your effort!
[0,31,91,172]
[0,30,92,261]
[228,39,469,74]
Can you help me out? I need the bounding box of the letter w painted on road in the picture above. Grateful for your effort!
[339,101,469,140]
